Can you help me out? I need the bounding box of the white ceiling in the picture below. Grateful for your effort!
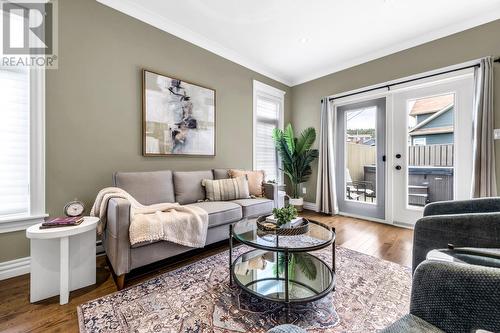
[97,0,500,86]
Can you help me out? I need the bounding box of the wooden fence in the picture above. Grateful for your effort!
[347,143,376,181]
[408,144,454,167]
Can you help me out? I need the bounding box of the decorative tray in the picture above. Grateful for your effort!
[256,215,309,236]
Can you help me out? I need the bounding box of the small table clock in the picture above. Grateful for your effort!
[63,200,85,217]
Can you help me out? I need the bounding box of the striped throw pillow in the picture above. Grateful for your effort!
[202,176,250,201]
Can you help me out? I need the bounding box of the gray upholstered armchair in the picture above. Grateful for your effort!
[412,197,500,272]
[381,260,500,333]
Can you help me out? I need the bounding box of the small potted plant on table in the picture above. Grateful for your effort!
[272,205,299,229]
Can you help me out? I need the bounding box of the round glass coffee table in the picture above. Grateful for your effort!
[229,217,335,304]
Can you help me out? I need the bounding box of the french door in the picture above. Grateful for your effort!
[391,75,474,225]
[334,72,474,226]
[335,98,386,220]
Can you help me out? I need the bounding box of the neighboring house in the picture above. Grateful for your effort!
[409,94,454,145]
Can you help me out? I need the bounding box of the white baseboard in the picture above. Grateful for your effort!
[303,201,318,211]
[0,257,30,281]
[0,240,106,281]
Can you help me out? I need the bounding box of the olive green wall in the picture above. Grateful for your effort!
[0,0,291,262]
[2,2,499,264]
[292,19,500,203]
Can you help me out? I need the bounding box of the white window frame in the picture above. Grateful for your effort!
[412,137,426,146]
[0,67,47,233]
[252,80,285,184]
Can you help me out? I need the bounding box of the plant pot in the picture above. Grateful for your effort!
[289,197,304,212]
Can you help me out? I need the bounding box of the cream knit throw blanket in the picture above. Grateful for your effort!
[90,187,209,248]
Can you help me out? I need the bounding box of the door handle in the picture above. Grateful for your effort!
[395,153,402,159]
[395,165,402,170]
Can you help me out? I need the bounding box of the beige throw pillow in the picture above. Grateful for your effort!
[202,176,250,201]
[228,169,265,197]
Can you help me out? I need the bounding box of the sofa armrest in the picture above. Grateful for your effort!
[410,261,500,333]
[103,197,132,276]
[423,198,500,217]
[412,212,500,272]
[263,182,279,208]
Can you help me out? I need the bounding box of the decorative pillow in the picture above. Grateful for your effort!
[228,169,265,197]
[202,176,250,201]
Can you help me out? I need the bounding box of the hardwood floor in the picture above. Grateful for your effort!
[0,213,413,333]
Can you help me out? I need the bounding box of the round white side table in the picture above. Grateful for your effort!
[26,216,99,305]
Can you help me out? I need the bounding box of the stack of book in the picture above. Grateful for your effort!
[40,216,84,229]
[265,215,303,228]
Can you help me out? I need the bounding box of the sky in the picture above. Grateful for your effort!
[346,106,376,130]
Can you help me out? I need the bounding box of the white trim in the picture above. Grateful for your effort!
[0,214,48,233]
[0,65,46,232]
[95,0,293,86]
[0,257,30,281]
[0,238,104,281]
[30,67,46,219]
[95,0,499,86]
[253,80,285,182]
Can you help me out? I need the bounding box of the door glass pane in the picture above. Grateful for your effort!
[407,94,454,208]
[345,106,377,204]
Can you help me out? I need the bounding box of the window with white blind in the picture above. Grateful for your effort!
[253,80,285,183]
[0,10,46,232]
[0,67,30,217]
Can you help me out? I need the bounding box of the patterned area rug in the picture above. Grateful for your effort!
[78,246,411,332]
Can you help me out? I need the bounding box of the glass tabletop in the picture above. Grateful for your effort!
[232,218,334,252]
[232,249,334,303]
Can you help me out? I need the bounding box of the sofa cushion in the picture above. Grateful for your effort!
[173,171,213,205]
[213,169,230,180]
[202,176,250,201]
[228,169,265,197]
[231,198,273,218]
[187,201,242,228]
[113,170,175,205]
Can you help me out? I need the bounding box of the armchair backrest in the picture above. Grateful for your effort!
[411,260,500,333]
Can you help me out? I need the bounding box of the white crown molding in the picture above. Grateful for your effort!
[0,257,30,281]
[96,0,500,87]
[95,0,293,86]
[291,9,500,86]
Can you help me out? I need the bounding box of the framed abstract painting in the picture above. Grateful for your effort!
[142,69,216,156]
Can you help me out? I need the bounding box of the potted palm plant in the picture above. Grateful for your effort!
[272,124,319,211]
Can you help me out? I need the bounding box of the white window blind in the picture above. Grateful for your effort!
[253,81,285,183]
[255,97,280,182]
[0,66,30,217]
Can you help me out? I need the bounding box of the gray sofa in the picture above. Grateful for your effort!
[102,169,278,289]
[412,197,500,272]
